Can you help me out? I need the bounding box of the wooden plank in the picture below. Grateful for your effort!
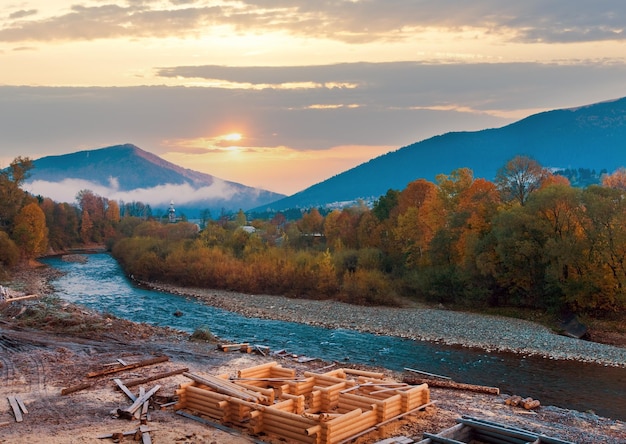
[87,356,169,378]
[141,387,150,418]
[14,395,28,414]
[121,385,161,416]
[140,424,152,444]
[113,378,137,401]
[7,396,22,422]
[135,387,145,420]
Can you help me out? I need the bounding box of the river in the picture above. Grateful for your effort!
[42,253,626,421]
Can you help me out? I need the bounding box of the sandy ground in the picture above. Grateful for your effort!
[1,265,625,444]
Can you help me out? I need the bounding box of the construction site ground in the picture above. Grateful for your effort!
[1,266,625,444]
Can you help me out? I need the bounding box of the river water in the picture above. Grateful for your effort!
[42,253,626,421]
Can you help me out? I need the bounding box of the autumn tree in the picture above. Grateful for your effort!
[392,179,443,268]
[0,231,20,270]
[495,156,550,206]
[12,202,48,259]
[0,156,34,230]
[105,200,121,223]
[80,211,93,244]
[601,167,626,190]
[576,185,626,312]
[298,208,324,234]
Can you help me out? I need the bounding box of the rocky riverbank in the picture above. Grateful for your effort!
[147,283,626,368]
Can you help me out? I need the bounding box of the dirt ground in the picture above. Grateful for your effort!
[1,266,625,444]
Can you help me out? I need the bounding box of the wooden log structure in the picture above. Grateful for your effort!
[176,364,432,444]
[237,361,279,378]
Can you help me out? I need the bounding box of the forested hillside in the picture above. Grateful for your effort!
[262,96,626,211]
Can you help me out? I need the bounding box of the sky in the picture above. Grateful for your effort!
[1,1,626,200]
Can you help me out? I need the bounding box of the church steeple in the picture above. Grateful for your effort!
[168,200,176,223]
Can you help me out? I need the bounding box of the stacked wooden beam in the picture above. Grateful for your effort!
[176,363,432,444]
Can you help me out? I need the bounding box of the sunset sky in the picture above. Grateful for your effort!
[1,1,626,197]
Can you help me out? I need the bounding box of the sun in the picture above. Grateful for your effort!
[223,132,242,142]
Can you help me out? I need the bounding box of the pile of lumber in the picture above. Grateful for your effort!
[175,362,432,444]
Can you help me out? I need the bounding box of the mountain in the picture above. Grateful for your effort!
[257,96,626,212]
[26,144,285,218]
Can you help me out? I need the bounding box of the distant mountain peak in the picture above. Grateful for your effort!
[26,144,285,217]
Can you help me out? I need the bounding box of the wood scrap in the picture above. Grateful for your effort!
[140,424,152,444]
[403,376,500,395]
[87,356,169,378]
[136,387,145,420]
[217,343,249,352]
[2,294,39,303]
[96,429,148,439]
[113,378,136,401]
[117,385,161,419]
[122,367,188,388]
[7,396,23,422]
[14,395,28,414]
[61,382,92,396]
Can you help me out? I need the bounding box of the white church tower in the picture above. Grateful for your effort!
[168,200,176,223]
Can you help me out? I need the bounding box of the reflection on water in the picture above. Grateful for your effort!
[42,254,626,421]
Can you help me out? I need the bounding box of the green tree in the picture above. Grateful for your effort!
[372,189,399,221]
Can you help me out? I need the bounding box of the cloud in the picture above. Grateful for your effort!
[0,1,624,44]
[9,9,38,20]
[2,61,626,164]
[25,177,240,207]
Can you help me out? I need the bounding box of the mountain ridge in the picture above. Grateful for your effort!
[256,95,626,212]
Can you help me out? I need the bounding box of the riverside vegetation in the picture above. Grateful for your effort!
[2,155,626,337]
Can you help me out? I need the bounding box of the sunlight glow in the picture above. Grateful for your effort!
[223,132,243,142]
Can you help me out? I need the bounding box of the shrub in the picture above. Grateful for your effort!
[190,327,216,342]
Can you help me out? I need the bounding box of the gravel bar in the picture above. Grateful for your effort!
[147,283,626,368]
